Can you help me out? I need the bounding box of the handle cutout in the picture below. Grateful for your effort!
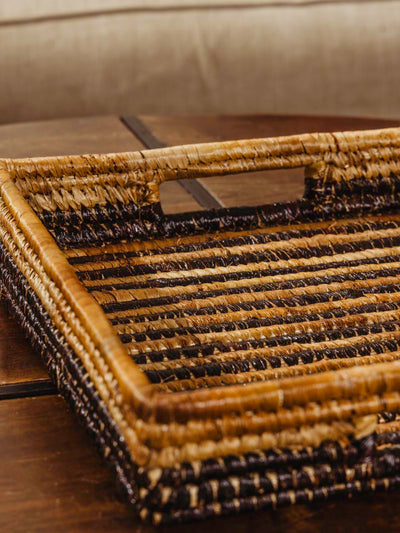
[160,180,205,214]
[160,168,305,214]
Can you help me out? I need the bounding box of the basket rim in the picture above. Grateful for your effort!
[5,124,400,183]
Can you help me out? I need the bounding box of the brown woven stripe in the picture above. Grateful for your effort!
[109,290,400,325]
[68,217,400,266]
[137,429,398,491]
[115,300,400,340]
[125,307,400,356]
[75,231,400,280]
[141,455,400,512]
[64,213,400,260]
[38,193,400,248]
[101,278,400,315]
[134,323,400,372]
[143,476,400,525]
[82,256,400,291]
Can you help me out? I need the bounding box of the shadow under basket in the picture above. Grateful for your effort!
[4,128,400,524]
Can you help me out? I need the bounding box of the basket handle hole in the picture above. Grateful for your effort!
[160,167,306,214]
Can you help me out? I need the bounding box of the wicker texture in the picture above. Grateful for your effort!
[3,127,400,523]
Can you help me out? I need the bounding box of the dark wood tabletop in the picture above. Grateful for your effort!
[1,113,400,532]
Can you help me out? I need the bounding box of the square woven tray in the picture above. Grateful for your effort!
[2,127,400,524]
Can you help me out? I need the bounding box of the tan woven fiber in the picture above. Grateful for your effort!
[2,126,400,425]
[4,126,400,472]
[7,128,400,185]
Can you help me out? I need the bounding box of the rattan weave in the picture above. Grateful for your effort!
[3,127,400,523]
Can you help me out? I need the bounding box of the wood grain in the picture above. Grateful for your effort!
[139,114,399,207]
[0,304,49,387]
[139,114,398,146]
[159,181,202,214]
[0,395,150,533]
[0,115,143,158]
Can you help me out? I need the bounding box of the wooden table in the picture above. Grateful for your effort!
[1,114,400,532]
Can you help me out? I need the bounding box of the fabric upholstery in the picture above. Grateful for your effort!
[0,0,399,123]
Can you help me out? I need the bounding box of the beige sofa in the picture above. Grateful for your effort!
[1,0,399,124]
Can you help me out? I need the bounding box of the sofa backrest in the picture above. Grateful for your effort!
[1,1,399,123]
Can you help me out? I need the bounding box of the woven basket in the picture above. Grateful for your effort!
[3,127,400,524]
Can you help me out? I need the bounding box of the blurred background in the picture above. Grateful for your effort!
[1,0,399,125]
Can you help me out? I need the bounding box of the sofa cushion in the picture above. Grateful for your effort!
[1,0,399,123]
